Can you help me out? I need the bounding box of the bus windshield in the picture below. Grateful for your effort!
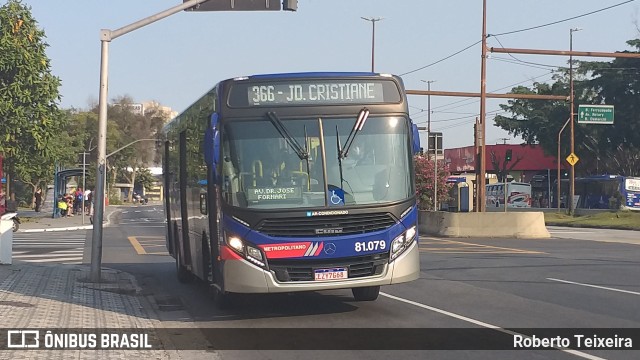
[221,115,411,209]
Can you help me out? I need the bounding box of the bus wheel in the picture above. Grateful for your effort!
[352,286,380,301]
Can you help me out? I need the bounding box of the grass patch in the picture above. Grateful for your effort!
[544,211,640,230]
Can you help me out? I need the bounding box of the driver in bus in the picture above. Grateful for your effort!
[276,155,303,187]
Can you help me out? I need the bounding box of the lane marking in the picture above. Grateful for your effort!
[547,278,640,296]
[380,292,603,360]
[146,251,170,255]
[548,231,591,234]
[128,236,147,255]
[419,238,544,254]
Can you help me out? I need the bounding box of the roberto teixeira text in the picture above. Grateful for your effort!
[513,334,633,349]
[6,330,153,349]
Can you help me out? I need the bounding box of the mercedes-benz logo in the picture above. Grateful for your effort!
[324,242,336,255]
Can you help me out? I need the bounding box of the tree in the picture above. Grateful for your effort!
[134,168,156,192]
[414,154,452,210]
[0,0,66,197]
[99,97,169,202]
[576,39,640,175]
[489,149,523,182]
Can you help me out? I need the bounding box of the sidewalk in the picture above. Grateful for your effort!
[0,206,206,358]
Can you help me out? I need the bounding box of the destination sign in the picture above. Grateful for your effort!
[247,187,302,202]
[228,79,401,107]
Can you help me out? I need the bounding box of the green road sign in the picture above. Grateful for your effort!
[578,105,614,125]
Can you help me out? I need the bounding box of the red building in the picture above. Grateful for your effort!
[445,144,564,181]
[444,144,568,207]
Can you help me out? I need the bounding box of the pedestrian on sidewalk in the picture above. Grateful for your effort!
[84,188,92,214]
[34,188,43,212]
[64,193,74,217]
[57,195,68,217]
[73,187,83,214]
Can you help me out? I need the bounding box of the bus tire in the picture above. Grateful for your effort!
[175,229,194,283]
[352,286,380,301]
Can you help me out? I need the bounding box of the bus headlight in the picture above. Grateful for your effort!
[390,225,417,261]
[228,236,244,254]
[225,234,266,268]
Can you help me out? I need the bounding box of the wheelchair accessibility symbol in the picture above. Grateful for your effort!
[329,189,345,206]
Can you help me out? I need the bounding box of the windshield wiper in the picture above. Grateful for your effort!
[339,107,370,159]
[336,125,345,191]
[267,111,308,160]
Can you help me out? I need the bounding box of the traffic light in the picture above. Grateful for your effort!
[283,0,298,11]
[505,149,512,162]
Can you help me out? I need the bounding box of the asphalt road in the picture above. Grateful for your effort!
[96,206,640,360]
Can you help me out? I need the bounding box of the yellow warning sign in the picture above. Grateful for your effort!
[566,153,579,166]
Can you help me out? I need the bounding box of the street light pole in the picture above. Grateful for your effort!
[569,27,581,215]
[90,0,209,283]
[361,17,382,72]
[557,117,570,211]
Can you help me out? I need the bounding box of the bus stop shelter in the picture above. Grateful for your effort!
[52,168,84,218]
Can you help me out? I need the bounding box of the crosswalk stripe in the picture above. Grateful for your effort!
[19,257,83,263]
[13,252,82,258]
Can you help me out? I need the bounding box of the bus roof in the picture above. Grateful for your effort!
[236,72,395,81]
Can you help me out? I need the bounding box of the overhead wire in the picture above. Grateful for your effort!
[399,40,482,76]
[400,0,636,78]
[490,0,636,37]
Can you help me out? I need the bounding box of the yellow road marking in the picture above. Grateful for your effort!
[128,236,147,255]
[128,236,169,256]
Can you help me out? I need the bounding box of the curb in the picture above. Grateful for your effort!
[16,208,119,233]
[22,225,94,233]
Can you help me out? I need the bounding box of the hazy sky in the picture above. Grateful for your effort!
[21,0,640,149]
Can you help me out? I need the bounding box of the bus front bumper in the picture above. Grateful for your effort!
[223,241,420,293]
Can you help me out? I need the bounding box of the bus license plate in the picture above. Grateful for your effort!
[314,267,348,281]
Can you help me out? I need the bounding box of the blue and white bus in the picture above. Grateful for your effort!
[162,72,421,307]
[574,175,640,210]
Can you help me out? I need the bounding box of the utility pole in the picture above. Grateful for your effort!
[420,80,436,133]
[569,27,581,215]
[361,17,382,72]
[477,0,488,212]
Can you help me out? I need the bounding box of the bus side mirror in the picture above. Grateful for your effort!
[411,123,421,154]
